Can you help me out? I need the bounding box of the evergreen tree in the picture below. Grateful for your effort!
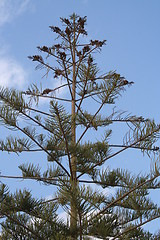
[0,13,160,239]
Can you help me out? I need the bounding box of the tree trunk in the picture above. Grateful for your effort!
[70,16,77,239]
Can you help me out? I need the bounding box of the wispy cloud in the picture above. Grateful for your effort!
[0,0,31,89]
[0,0,31,27]
[0,54,27,89]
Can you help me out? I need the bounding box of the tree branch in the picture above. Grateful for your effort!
[87,173,159,224]
[112,214,160,240]
[77,124,160,179]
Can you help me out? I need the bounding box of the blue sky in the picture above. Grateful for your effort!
[0,0,160,234]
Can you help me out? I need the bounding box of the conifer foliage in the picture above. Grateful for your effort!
[0,13,160,239]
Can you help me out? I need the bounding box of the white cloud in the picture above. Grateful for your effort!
[58,210,69,223]
[36,77,69,106]
[0,56,27,89]
[0,0,31,89]
[0,0,31,27]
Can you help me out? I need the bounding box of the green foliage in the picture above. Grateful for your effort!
[87,211,119,239]
[75,141,110,178]
[0,184,70,239]
[0,136,34,153]
[123,119,160,156]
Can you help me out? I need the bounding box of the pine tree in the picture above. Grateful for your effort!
[0,13,160,239]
